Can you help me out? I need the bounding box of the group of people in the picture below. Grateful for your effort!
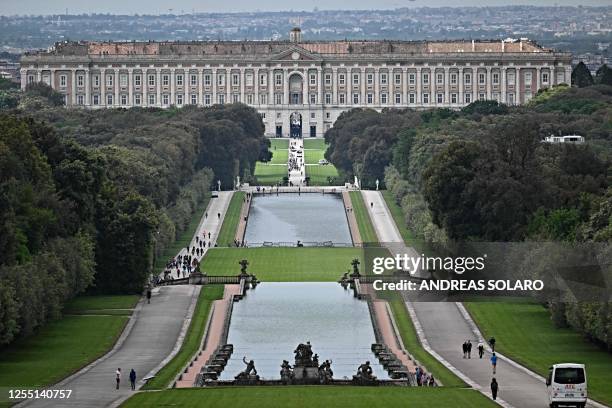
[461,337,500,400]
[115,368,137,391]
[415,366,436,387]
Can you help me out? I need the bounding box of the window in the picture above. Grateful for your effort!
[525,72,532,86]
[276,113,281,119]
[28,75,34,84]
[451,93,457,104]
[274,93,282,105]
[260,113,266,119]
[218,94,225,104]
[232,73,239,86]
[395,93,401,104]
[451,73,457,85]
[120,74,127,87]
[204,74,211,86]
[325,93,331,104]
[423,73,429,85]
[134,94,141,105]
[339,93,345,104]
[77,95,84,105]
[218,73,225,86]
[367,93,373,104]
[464,73,471,85]
[148,74,155,86]
[507,72,515,85]
[162,75,169,86]
[493,72,500,85]
[353,73,359,85]
[134,75,141,86]
[310,73,316,86]
[94,75,100,87]
[176,74,183,86]
[423,93,429,104]
[260,73,267,86]
[479,93,485,101]
[542,72,549,84]
[465,93,472,104]
[246,94,253,104]
[163,94,169,105]
[436,73,443,85]
[395,73,401,85]
[339,74,345,86]
[326,112,331,120]
[275,73,282,86]
[367,73,373,85]
[191,74,197,86]
[60,75,67,87]
[121,94,127,105]
[148,94,156,105]
[204,94,211,105]
[409,73,415,85]
[437,93,443,104]
[93,94,100,105]
[381,93,387,104]
[77,75,84,87]
[380,73,388,85]
[409,93,415,104]
[260,94,267,104]
[325,73,331,85]
[309,93,316,104]
[176,94,183,105]
[232,94,240,103]
[107,94,113,105]
[310,112,315,119]
[353,93,359,104]
[246,73,253,87]
[191,94,197,105]
[479,73,485,85]
[493,92,500,102]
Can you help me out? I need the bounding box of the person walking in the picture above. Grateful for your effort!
[490,377,499,400]
[478,341,485,359]
[489,336,496,352]
[490,353,498,374]
[129,369,136,391]
[217,212,221,219]
[115,368,121,390]
[467,340,472,359]
[462,341,467,358]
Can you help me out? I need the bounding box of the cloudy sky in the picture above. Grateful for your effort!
[0,0,609,15]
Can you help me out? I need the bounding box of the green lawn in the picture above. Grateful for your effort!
[465,301,612,406]
[306,165,340,186]
[269,149,288,164]
[254,162,287,186]
[143,285,225,390]
[303,138,328,150]
[304,149,325,164]
[349,191,378,244]
[0,296,132,400]
[269,138,289,150]
[216,192,245,247]
[64,295,139,315]
[122,386,495,408]
[200,247,363,281]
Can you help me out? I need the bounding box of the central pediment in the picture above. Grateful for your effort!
[272,46,322,62]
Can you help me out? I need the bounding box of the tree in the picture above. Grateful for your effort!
[571,62,594,88]
[595,64,612,86]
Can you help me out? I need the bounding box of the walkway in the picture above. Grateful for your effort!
[288,138,305,186]
[361,189,602,408]
[342,191,362,245]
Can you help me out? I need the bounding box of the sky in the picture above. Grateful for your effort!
[0,0,610,15]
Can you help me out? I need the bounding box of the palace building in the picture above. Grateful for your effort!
[20,28,572,137]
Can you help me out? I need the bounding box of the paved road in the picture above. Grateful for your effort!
[361,190,603,408]
[288,138,305,186]
[21,285,199,408]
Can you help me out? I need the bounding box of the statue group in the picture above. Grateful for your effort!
[352,361,377,385]
[234,356,260,385]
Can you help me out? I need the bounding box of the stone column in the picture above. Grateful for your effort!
[198,68,204,106]
[458,67,464,106]
[212,68,218,104]
[85,68,90,107]
[486,66,492,100]
[170,68,175,106]
[416,66,422,107]
[516,67,521,105]
[444,66,450,107]
[501,67,507,104]
[565,65,572,86]
[156,69,162,107]
[114,69,119,107]
[226,69,231,104]
[536,67,541,92]
[283,68,289,106]
[100,69,106,106]
[70,69,76,105]
[268,69,274,105]
[332,67,338,105]
[20,69,27,90]
[128,68,133,107]
[143,70,148,107]
[254,68,259,106]
[36,69,42,83]
[374,67,380,105]
[240,67,245,104]
[317,67,324,106]
[402,67,408,106]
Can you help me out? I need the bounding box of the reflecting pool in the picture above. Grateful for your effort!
[220,282,388,380]
[244,193,352,245]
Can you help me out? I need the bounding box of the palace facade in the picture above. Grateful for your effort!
[20,28,572,137]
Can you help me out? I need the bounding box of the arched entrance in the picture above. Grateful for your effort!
[289,73,303,105]
[290,112,302,138]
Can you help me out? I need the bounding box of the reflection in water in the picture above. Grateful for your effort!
[244,193,352,244]
[220,283,388,380]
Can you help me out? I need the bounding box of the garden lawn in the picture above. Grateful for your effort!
[465,301,612,406]
[254,162,287,186]
[122,386,495,408]
[143,285,225,389]
[216,192,245,246]
[0,296,133,400]
[200,247,363,281]
[306,164,340,186]
[349,191,378,243]
[269,138,289,150]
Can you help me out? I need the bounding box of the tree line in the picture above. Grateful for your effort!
[0,84,269,346]
[325,76,611,349]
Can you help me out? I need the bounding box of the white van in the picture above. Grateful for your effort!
[546,363,587,408]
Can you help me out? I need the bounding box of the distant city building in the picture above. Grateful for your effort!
[543,135,585,144]
[21,30,572,137]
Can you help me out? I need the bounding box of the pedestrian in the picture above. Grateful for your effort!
[129,369,136,391]
[490,353,497,374]
[428,375,435,386]
[208,232,211,239]
[115,368,121,389]
[146,287,152,304]
[490,377,499,400]
[467,340,472,359]
[370,202,373,208]
[217,212,221,219]
[462,341,467,358]
[489,336,496,352]
[478,340,484,358]
[205,212,208,218]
